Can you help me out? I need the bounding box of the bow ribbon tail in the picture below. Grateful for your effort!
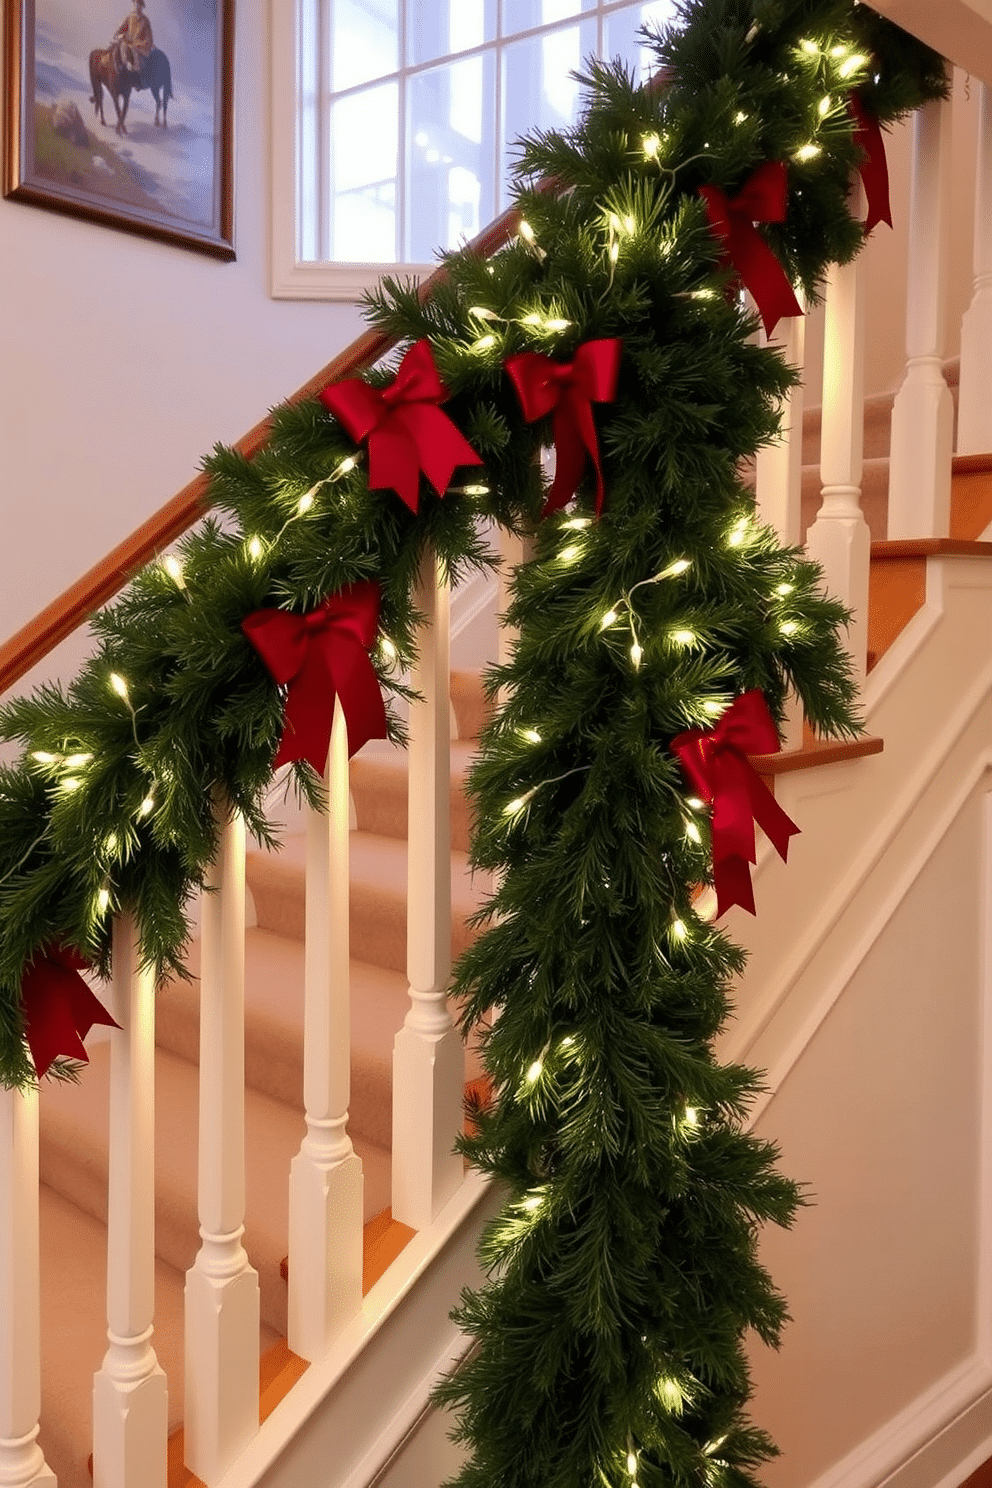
[321,632,390,759]
[713,854,758,919]
[367,422,424,513]
[22,952,119,1079]
[274,643,337,774]
[392,403,484,503]
[745,768,801,863]
[850,95,892,235]
[730,219,803,338]
[544,396,603,517]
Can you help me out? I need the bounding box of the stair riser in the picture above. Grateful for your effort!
[250,870,477,974]
[351,766,473,852]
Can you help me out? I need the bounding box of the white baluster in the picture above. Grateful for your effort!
[887,94,954,536]
[0,1085,55,1487]
[185,803,260,1482]
[755,307,806,547]
[288,698,363,1361]
[806,200,870,696]
[92,917,167,1488]
[755,307,807,749]
[392,549,464,1231]
[958,82,992,455]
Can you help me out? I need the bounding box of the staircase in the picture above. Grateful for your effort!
[31,672,492,1488]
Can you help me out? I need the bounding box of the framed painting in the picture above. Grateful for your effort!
[3,0,235,258]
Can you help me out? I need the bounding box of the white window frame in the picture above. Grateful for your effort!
[270,0,667,301]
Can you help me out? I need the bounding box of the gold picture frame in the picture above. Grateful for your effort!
[3,0,235,259]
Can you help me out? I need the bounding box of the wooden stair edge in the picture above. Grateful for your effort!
[870,538,992,560]
[750,734,884,777]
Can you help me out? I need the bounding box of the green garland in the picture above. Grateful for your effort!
[0,0,945,1481]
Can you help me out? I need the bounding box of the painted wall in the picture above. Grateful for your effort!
[0,1,366,700]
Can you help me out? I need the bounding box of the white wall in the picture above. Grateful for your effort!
[0,2,366,698]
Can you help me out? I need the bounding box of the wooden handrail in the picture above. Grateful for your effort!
[0,204,526,697]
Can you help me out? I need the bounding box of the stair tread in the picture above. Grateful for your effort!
[39,1040,391,1337]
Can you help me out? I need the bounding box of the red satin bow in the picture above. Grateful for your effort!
[505,339,622,518]
[671,690,800,918]
[850,94,892,236]
[318,339,483,513]
[698,162,803,337]
[242,580,388,773]
[21,945,119,1078]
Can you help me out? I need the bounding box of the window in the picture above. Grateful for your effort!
[271,0,677,299]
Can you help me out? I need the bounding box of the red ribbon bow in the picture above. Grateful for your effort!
[850,94,892,236]
[318,339,483,513]
[698,162,803,337]
[505,339,622,518]
[671,690,800,918]
[242,580,388,773]
[21,945,119,1079]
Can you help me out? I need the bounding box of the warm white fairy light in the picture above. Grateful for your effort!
[642,132,660,158]
[609,240,620,264]
[31,751,58,764]
[163,555,185,588]
[138,795,155,817]
[563,517,591,531]
[691,288,716,301]
[504,789,537,817]
[96,886,111,914]
[839,53,867,77]
[727,516,749,547]
[518,219,536,244]
[559,544,582,563]
[671,629,696,646]
[780,620,799,636]
[469,305,499,321]
[818,95,832,116]
[795,143,821,162]
[775,582,795,596]
[687,797,705,811]
[109,673,129,700]
[521,312,543,326]
[830,43,847,57]
[600,609,619,630]
[458,483,490,496]
[297,490,315,515]
[473,333,497,352]
[336,455,358,476]
[684,1105,700,1126]
[627,1450,638,1476]
[379,636,397,661]
[545,318,572,332]
[656,1376,686,1412]
[734,110,748,124]
[64,753,92,768]
[247,536,264,561]
[60,777,81,793]
[799,37,818,54]
[525,1059,544,1084]
[671,919,688,941]
[685,821,701,844]
[630,641,643,669]
[702,699,726,717]
[520,728,542,744]
[104,833,119,856]
[521,1191,543,1212]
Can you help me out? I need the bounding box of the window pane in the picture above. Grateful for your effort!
[503,0,594,34]
[603,1,676,81]
[407,54,497,261]
[330,81,398,260]
[331,0,399,91]
[500,21,595,205]
[408,0,497,65]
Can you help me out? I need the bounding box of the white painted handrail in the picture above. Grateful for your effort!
[0,1084,55,1487]
[289,698,364,1361]
[887,95,955,535]
[806,203,870,696]
[391,548,465,1232]
[92,916,168,1488]
[185,802,261,1482]
[958,81,992,456]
